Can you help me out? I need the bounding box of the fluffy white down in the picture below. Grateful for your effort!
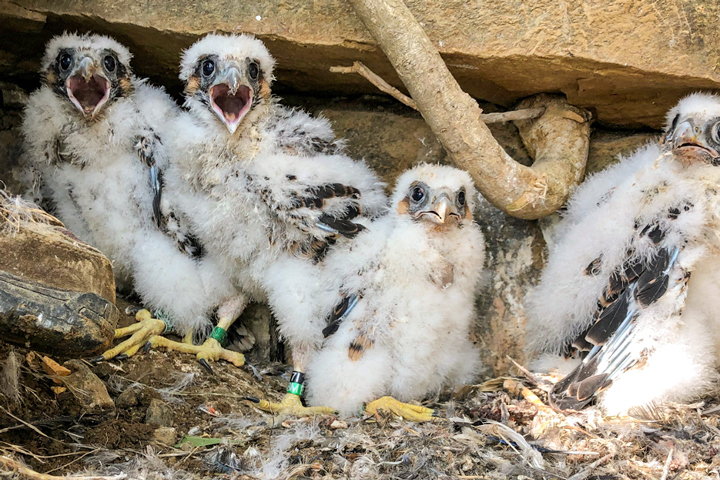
[180,33,275,83]
[41,32,132,70]
[525,143,665,355]
[526,97,720,412]
[22,36,233,336]
[164,63,387,357]
[305,165,486,417]
[665,92,720,127]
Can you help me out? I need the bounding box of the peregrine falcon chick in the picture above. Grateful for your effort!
[162,33,386,389]
[302,164,485,420]
[526,93,720,414]
[21,33,238,365]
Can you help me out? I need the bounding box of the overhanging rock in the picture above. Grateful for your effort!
[2,0,719,128]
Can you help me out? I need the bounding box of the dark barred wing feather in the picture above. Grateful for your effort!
[136,132,204,259]
[260,178,369,262]
[550,214,687,411]
[136,133,164,229]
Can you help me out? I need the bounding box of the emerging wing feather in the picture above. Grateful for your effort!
[257,174,372,262]
[136,132,164,228]
[550,210,688,410]
[135,131,204,259]
[322,293,360,338]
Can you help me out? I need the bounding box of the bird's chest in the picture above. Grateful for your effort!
[56,122,128,167]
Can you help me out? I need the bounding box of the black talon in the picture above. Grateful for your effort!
[198,358,215,375]
[244,396,260,404]
[142,342,152,353]
[432,409,441,418]
[115,354,128,361]
[90,355,105,364]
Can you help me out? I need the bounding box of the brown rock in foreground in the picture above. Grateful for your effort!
[0,218,117,304]
[61,359,115,411]
[0,195,119,356]
[145,399,174,427]
[0,271,119,356]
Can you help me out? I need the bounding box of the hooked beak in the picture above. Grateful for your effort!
[209,66,253,134]
[66,56,111,118]
[418,193,460,225]
[667,119,720,164]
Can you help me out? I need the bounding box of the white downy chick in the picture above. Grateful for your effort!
[163,33,386,385]
[21,33,234,355]
[305,164,485,418]
[526,93,720,414]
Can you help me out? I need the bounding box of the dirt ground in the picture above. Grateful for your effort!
[2,300,720,480]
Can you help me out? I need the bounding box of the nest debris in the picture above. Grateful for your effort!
[0,188,61,235]
[1,340,719,480]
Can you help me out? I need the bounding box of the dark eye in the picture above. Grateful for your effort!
[411,186,425,202]
[248,62,259,80]
[59,52,72,71]
[457,190,466,207]
[103,55,116,72]
[202,59,215,77]
[669,113,680,134]
[712,122,720,144]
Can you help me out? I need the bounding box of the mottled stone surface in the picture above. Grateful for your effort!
[62,359,115,411]
[145,398,174,427]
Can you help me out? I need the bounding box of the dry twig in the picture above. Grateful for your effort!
[0,406,51,439]
[330,62,417,110]
[0,189,61,235]
[660,448,674,480]
[0,455,125,480]
[331,61,546,124]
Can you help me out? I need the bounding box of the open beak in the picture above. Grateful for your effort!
[66,56,111,118]
[209,66,253,134]
[418,193,460,225]
[668,119,720,164]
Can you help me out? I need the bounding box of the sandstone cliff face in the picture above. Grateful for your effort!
[0,0,697,373]
[2,0,720,127]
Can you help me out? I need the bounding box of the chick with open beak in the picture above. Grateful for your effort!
[41,37,133,120]
[662,95,720,167]
[180,35,274,136]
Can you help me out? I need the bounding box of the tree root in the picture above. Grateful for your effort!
[346,0,591,219]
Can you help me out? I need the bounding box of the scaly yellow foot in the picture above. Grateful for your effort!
[195,337,245,367]
[246,393,336,417]
[188,311,246,372]
[365,396,437,422]
[93,310,244,371]
[93,309,166,362]
[145,335,245,371]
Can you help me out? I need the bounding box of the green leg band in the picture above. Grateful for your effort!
[154,309,172,335]
[209,326,228,347]
[287,382,304,396]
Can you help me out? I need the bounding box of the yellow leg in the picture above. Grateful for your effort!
[95,309,244,369]
[247,392,336,416]
[94,309,166,361]
[148,336,244,366]
[194,307,245,367]
[365,396,437,422]
[246,346,334,417]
